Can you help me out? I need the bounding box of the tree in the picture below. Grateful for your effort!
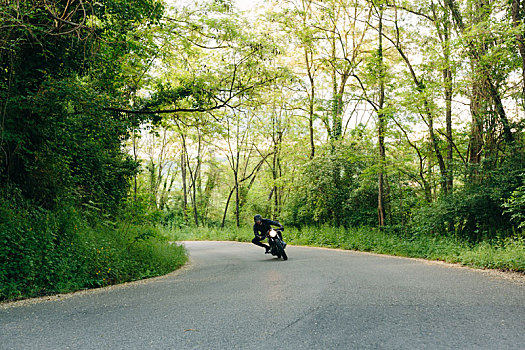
[445,0,514,165]
[121,0,525,241]
[0,0,164,211]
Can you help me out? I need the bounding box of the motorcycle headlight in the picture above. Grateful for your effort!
[269,229,278,238]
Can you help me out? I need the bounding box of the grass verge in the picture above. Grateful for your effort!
[167,225,525,273]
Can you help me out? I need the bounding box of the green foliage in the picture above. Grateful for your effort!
[458,236,525,271]
[3,0,525,301]
[504,184,525,229]
[0,0,189,302]
[410,145,525,241]
[284,140,377,227]
[168,225,252,242]
[0,1,153,210]
[140,0,525,276]
[0,195,186,301]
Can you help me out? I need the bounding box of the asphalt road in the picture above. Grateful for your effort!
[1,241,524,349]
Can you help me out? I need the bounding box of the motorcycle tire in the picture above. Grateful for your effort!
[281,250,288,261]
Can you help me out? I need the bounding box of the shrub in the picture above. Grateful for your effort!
[0,195,187,301]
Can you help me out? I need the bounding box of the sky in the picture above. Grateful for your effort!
[235,0,259,11]
[171,0,259,11]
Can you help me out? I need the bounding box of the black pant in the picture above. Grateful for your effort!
[252,235,269,249]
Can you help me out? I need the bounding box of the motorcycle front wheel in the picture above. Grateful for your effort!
[281,249,288,260]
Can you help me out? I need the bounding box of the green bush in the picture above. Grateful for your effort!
[458,236,525,271]
[283,142,377,227]
[0,196,187,301]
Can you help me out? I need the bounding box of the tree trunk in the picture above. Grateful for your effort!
[180,131,198,226]
[132,123,137,201]
[181,140,188,223]
[192,183,199,226]
[442,7,454,193]
[305,47,316,159]
[444,67,453,192]
[487,78,513,143]
[427,110,448,193]
[446,0,512,167]
[193,133,202,225]
[512,0,525,105]
[444,52,454,231]
[469,77,485,165]
[377,7,386,227]
[235,117,241,228]
[271,111,283,218]
[329,23,345,142]
[384,8,449,194]
[235,172,240,228]
[377,146,386,227]
[444,68,453,192]
[221,187,235,228]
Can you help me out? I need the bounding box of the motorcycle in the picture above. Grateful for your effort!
[266,228,288,260]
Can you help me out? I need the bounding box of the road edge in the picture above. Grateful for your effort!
[181,240,525,285]
[0,258,194,309]
[2,240,523,308]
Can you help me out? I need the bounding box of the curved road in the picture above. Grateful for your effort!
[1,241,524,349]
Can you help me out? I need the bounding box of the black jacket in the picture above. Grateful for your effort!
[253,219,283,237]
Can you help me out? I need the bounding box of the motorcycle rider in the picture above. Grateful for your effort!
[252,214,284,254]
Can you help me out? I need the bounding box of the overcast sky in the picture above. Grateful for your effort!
[235,0,259,11]
[171,0,259,11]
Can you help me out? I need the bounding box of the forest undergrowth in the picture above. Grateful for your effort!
[0,197,187,302]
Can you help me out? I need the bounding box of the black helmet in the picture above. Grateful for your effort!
[254,214,262,222]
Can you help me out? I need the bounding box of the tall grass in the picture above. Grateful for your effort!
[169,225,252,242]
[0,198,187,301]
[168,225,525,273]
